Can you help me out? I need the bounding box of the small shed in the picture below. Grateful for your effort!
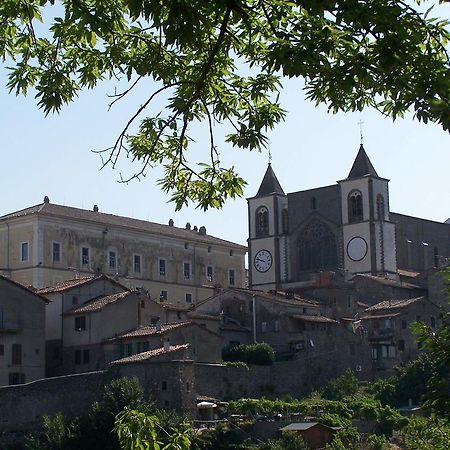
[279,422,339,449]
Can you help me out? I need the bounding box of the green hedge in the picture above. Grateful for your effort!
[222,343,275,365]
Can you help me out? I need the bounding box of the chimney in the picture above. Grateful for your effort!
[168,219,174,227]
[93,205,99,212]
[163,339,170,352]
[43,195,50,204]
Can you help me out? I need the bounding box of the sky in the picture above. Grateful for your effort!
[1,6,449,249]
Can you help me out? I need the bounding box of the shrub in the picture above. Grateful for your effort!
[222,343,275,365]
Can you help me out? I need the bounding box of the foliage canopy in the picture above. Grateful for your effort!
[1,1,450,209]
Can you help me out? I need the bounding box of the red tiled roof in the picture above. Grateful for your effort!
[112,321,191,339]
[65,291,132,315]
[0,202,246,250]
[110,344,190,365]
[37,274,126,294]
[291,314,338,324]
[364,297,424,312]
[352,274,423,290]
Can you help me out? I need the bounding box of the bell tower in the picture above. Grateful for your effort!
[339,145,397,279]
[248,164,288,290]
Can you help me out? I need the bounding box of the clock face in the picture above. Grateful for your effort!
[347,236,368,261]
[254,249,273,272]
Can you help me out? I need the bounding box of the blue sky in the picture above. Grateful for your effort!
[1,7,449,247]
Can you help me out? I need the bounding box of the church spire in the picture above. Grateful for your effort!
[347,144,378,179]
[256,163,285,197]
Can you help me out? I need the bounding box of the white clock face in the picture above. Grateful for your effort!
[254,249,273,272]
[347,236,368,261]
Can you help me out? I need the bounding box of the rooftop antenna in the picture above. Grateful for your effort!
[358,119,364,146]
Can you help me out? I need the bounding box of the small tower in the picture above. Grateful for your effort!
[248,164,288,290]
[338,145,397,279]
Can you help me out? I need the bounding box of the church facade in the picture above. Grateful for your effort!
[248,145,450,292]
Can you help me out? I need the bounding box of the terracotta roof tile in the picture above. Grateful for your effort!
[291,314,338,324]
[1,203,246,250]
[110,344,190,365]
[36,275,110,294]
[364,297,424,312]
[65,291,132,315]
[112,321,191,339]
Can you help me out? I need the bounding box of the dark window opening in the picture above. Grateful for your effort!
[398,340,405,351]
[75,316,86,331]
[75,350,81,365]
[12,344,22,365]
[256,207,269,237]
[348,191,363,222]
[83,349,90,364]
[9,373,25,385]
[162,381,167,391]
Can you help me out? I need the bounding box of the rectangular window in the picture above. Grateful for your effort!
[75,350,81,365]
[75,316,86,331]
[52,242,61,262]
[274,320,280,332]
[206,265,213,283]
[72,295,78,305]
[81,247,90,266]
[398,340,405,351]
[229,269,236,286]
[161,381,167,391]
[401,320,407,329]
[133,255,141,273]
[159,259,166,277]
[0,344,3,356]
[108,251,117,270]
[185,293,192,304]
[11,344,22,365]
[21,242,29,262]
[371,347,378,361]
[183,262,191,279]
[160,290,168,302]
[143,341,149,351]
[83,349,90,364]
[261,321,267,333]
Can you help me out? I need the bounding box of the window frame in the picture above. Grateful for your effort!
[20,241,29,262]
[183,261,191,280]
[159,258,167,277]
[81,246,90,267]
[206,265,214,283]
[160,290,168,302]
[133,254,142,274]
[348,190,364,223]
[108,249,117,271]
[185,292,193,304]
[52,241,61,263]
[75,316,86,331]
[228,268,236,286]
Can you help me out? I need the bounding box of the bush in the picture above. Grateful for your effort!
[321,369,360,400]
[222,343,275,365]
[223,361,249,369]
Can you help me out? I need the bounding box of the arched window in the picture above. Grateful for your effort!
[298,220,337,271]
[282,208,289,234]
[348,190,363,222]
[256,206,269,237]
[376,194,385,220]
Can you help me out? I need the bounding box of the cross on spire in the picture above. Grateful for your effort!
[358,119,364,145]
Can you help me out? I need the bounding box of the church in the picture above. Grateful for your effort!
[248,144,450,292]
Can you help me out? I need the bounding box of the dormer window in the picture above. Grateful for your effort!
[256,206,269,237]
[348,191,363,222]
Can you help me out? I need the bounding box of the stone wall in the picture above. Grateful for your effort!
[195,348,372,401]
[0,371,109,431]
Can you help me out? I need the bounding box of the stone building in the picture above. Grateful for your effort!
[361,296,443,374]
[248,145,450,291]
[103,321,223,364]
[0,276,48,385]
[36,274,128,375]
[0,199,246,303]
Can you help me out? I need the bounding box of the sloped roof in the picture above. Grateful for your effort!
[110,344,190,365]
[360,313,401,320]
[364,297,424,312]
[110,321,191,339]
[347,145,378,179]
[64,291,133,315]
[256,164,285,196]
[352,274,423,290]
[37,274,127,294]
[291,314,338,324]
[280,422,339,432]
[0,202,246,250]
[0,275,49,303]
